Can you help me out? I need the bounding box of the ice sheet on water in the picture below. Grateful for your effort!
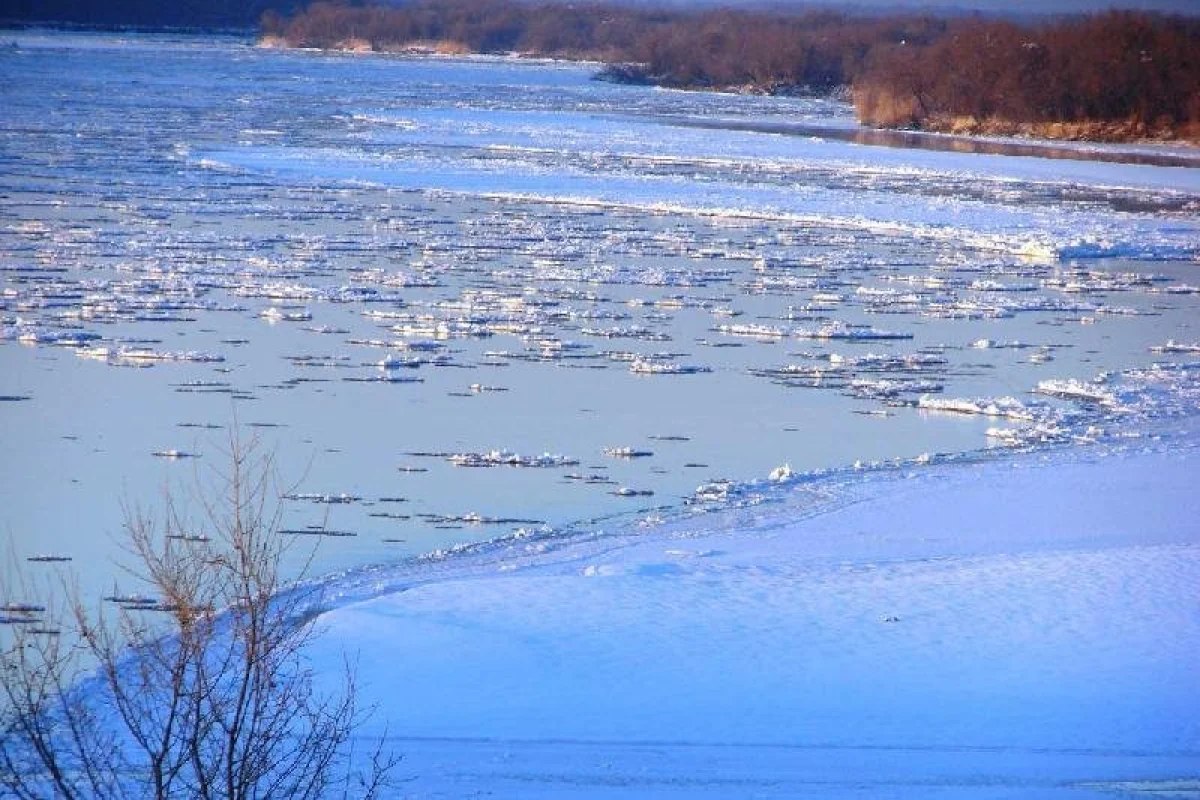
[5,34,1200,642]
[918,395,1039,420]
[1152,340,1200,354]
[445,449,580,468]
[201,99,1200,263]
[1036,378,1120,407]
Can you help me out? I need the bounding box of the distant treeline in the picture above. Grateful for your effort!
[262,1,938,93]
[263,2,1200,140]
[1,0,306,30]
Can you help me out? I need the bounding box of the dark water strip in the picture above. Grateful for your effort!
[660,117,1200,169]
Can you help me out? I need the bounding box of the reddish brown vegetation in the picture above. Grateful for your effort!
[856,12,1200,141]
[263,2,1200,141]
[261,1,938,91]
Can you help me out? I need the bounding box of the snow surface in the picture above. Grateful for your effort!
[307,439,1200,797]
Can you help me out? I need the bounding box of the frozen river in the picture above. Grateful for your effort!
[2,30,1199,604]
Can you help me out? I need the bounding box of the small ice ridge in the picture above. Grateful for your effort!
[152,449,200,459]
[447,449,579,468]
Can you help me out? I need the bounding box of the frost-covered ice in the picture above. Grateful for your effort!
[445,449,580,468]
[306,434,1200,797]
[1036,378,1120,407]
[917,394,1039,420]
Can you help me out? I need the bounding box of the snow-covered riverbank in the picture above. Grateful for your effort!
[306,431,1200,797]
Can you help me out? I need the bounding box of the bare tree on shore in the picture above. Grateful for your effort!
[1,433,397,799]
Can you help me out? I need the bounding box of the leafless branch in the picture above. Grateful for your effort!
[0,431,396,798]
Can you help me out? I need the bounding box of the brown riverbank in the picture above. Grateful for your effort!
[916,117,1199,145]
[853,86,1200,145]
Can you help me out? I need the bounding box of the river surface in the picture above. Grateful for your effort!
[2,30,1199,605]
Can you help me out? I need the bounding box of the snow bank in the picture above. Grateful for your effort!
[305,436,1200,796]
